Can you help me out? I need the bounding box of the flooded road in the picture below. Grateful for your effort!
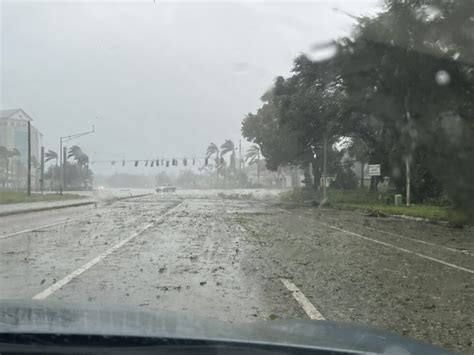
[1,190,472,353]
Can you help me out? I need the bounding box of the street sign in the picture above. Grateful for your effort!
[369,164,381,176]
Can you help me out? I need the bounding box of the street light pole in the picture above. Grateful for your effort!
[59,125,95,195]
[323,137,328,200]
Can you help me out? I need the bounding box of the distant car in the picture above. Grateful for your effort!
[156,184,176,193]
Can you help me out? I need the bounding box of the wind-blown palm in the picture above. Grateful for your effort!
[220,140,234,156]
[220,139,236,173]
[68,146,89,166]
[245,144,260,165]
[45,150,58,164]
[246,144,261,185]
[206,143,219,159]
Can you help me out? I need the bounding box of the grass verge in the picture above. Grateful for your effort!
[280,188,464,224]
[0,191,83,204]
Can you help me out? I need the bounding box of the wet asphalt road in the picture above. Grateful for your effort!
[0,190,473,353]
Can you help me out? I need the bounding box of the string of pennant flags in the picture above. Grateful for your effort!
[89,156,233,168]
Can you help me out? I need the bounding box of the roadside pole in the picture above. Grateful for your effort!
[27,121,31,196]
[40,146,44,194]
[323,137,327,200]
[239,140,242,186]
[406,157,411,206]
[59,138,63,194]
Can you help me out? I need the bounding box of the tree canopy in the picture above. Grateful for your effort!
[241,0,474,219]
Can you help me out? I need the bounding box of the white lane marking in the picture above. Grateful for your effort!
[274,206,474,269]
[321,223,474,275]
[281,279,325,320]
[0,210,112,240]
[32,223,152,300]
[349,221,473,256]
[32,202,183,300]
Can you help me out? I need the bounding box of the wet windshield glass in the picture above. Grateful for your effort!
[0,1,473,354]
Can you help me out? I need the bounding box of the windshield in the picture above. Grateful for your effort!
[0,1,473,354]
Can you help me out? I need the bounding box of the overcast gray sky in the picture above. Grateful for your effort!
[1,0,380,174]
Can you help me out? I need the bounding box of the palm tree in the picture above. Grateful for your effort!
[68,145,90,188]
[206,143,220,186]
[245,144,261,185]
[45,150,58,164]
[45,150,58,191]
[220,139,236,174]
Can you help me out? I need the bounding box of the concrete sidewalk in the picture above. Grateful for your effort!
[0,199,97,217]
[0,191,154,217]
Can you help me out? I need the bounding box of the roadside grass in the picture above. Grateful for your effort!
[0,191,83,204]
[280,188,464,223]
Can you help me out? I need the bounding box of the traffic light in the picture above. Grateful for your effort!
[156,160,159,166]
[166,160,169,167]
[145,160,148,167]
[135,160,139,167]
[183,158,187,166]
[151,160,154,167]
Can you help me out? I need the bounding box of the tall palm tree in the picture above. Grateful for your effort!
[45,150,58,191]
[68,145,90,188]
[220,139,236,173]
[245,144,261,185]
[206,143,220,186]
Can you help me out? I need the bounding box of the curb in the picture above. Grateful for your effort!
[385,213,450,226]
[0,201,96,218]
[0,193,153,218]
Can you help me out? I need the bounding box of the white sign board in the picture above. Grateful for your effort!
[369,164,381,176]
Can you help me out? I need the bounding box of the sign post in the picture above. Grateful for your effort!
[368,164,381,193]
[368,164,381,177]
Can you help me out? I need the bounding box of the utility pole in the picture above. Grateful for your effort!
[27,121,31,196]
[323,137,328,200]
[257,151,260,186]
[405,157,411,206]
[239,139,242,186]
[40,146,45,194]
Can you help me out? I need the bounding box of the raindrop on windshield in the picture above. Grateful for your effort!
[305,43,337,62]
[435,70,450,85]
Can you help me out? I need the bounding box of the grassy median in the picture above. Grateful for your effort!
[0,191,83,204]
[280,188,457,222]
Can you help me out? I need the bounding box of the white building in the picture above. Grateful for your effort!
[0,108,43,190]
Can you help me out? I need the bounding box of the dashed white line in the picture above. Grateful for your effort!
[350,221,473,256]
[321,222,474,275]
[280,279,325,320]
[274,206,473,273]
[32,202,183,300]
[313,214,472,256]
[32,223,153,300]
[0,210,112,240]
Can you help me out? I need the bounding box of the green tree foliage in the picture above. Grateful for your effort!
[241,0,474,219]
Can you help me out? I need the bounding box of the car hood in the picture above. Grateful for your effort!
[0,300,453,354]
